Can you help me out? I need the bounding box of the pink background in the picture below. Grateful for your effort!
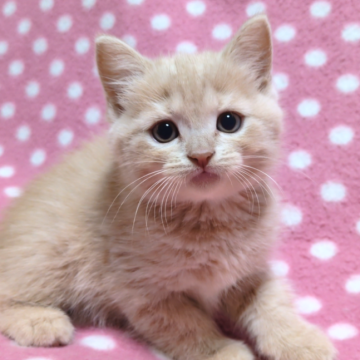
[0,0,359,359]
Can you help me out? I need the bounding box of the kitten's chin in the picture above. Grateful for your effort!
[189,171,220,187]
[177,171,238,203]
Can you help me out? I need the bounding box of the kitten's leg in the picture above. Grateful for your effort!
[125,293,254,360]
[221,275,337,360]
[0,301,74,347]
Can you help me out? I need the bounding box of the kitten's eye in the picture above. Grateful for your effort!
[217,112,242,133]
[152,121,179,143]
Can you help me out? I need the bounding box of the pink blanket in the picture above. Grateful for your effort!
[0,0,359,359]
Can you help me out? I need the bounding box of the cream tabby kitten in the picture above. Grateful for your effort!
[0,15,336,360]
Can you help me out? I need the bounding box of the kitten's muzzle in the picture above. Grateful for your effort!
[190,170,220,186]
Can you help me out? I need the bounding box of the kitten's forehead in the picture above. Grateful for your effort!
[158,54,216,115]
[138,53,255,125]
[166,56,206,77]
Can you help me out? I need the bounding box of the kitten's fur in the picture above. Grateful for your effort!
[0,15,336,360]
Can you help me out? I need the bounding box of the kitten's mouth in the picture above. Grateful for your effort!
[190,170,220,186]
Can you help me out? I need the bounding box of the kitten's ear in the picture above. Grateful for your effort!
[222,14,272,91]
[96,35,150,116]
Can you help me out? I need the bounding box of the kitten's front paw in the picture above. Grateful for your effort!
[262,324,337,360]
[207,340,254,360]
[3,306,74,347]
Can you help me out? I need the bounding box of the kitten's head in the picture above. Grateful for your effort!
[96,15,283,204]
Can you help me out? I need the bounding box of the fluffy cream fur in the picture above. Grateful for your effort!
[0,15,336,360]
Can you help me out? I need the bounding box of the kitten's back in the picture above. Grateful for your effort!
[0,135,111,303]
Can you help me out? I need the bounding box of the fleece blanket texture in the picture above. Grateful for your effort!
[0,0,359,359]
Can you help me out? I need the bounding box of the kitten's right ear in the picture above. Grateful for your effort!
[96,35,150,117]
[222,14,272,92]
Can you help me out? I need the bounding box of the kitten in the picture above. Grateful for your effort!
[0,14,336,360]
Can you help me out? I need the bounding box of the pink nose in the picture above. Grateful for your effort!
[188,152,214,169]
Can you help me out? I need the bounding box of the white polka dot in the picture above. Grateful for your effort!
[274,25,296,42]
[310,240,337,260]
[41,103,56,121]
[186,1,206,16]
[212,24,232,40]
[0,166,15,178]
[67,82,83,99]
[33,38,48,54]
[304,49,327,67]
[80,335,116,351]
[269,260,289,277]
[9,60,24,76]
[82,0,96,9]
[176,41,197,54]
[281,204,302,227]
[321,181,346,202]
[3,1,16,16]
[246,2,266,17]
[151,14,171,31]
[93,66,99,77]
[342,23,360,43]
[356,220,360,235]
[329,125,354,145]
[336,74,359,93]
[0,40,8,55]
[328,323,358,340]
[100,12,116,31]
[297,99,321,117]
[30,149,46,166]
[75,37,90,54]
[272,73,289,91]
[49,59,64,77]
[288,150,312,170]
[85,107,101,125]
[122,35,137,48]
[310,1,331,18]
[18,19,32,34]
[26,81,40,98]
[57,15,72,32]
[39,0,54,11]
[58,129,74,147]
[295,296,322,315]
[345,274,360,294]
[4,186,22,198]
[127,0,143,5]
[0,145,3,157]
[1,102,15,119]
[16,125,31,141]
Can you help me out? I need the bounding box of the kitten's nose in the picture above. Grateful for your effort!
[188,152,214,169]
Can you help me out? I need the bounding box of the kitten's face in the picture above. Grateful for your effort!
[97,15,283,204]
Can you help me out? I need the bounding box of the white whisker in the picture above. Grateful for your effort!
[238,168,269,204]
[239,166,277,201]
[132,177,168,234]
[102,169,166,226]
[162,177,177,226]
[233,171,260,216]
[111,169,167,224]
[154,178,173,233]
[145,177,169,231]
[170,178,183,218]
[241,164,281,190]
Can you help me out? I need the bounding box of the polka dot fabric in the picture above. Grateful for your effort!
[0,0,359,359]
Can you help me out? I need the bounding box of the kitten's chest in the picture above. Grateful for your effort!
[146,231,258,299]
[111,198,274,299]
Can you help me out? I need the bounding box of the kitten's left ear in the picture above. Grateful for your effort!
[222,14,272,91]
[96,35,151,117]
